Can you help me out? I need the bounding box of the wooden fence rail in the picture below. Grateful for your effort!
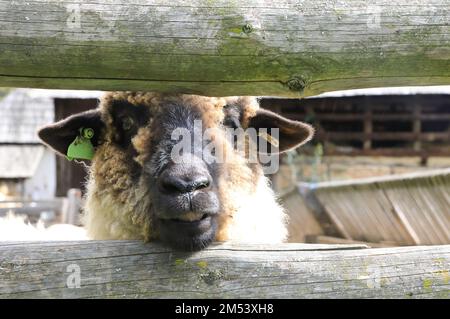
[0,0,448,96]
[0,189,82,225]
[0,241,448,298]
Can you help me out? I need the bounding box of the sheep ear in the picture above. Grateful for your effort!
[247,109,314,153]
[38,110,104,159]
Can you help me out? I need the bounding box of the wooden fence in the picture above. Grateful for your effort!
[0,0,449,299]
[0,189,83,225]
[0,241,449,298]
[0,0,448,96]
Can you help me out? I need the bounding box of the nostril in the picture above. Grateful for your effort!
[159,173,211,194]
[160,179,183,194]
[183,177,211,193]
[193,179,210,191]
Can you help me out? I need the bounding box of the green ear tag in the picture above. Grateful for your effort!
[66,127,95,161]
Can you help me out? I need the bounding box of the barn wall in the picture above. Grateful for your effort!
[260,94,450,157]
[0,180,23,200]
[23,149,56,200]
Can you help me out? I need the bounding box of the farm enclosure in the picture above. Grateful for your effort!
[0,0,449,298]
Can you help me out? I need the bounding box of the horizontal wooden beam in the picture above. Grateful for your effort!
[282,113,450,121]
[319,132,449,141]
[299,167,450,189]
[0,0,449,96]
[321,148,450,157]
[305,235,398,248]
[0,241,449,298]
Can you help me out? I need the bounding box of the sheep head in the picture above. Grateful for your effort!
[39,92,313,251]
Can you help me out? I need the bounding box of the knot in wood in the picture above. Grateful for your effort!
[286,76,307,92]
[242,23,254,34]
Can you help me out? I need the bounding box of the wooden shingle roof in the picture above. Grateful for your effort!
[0,89,102,143]
[0,145,45,179]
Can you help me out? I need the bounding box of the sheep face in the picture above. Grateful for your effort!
[39,93,313,251]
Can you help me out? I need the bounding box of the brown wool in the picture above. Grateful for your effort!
[83,92,288,244]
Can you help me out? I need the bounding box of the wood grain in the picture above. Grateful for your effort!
[0,0,448,96]
[312,168,450,245]
[0,241,448,298]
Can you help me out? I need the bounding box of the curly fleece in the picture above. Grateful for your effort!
[82,92,288,244]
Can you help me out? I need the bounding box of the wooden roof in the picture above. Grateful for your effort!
[0,89,102,143]
[0,145,44,179]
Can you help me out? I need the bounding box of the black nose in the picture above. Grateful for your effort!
[159,170,211,194]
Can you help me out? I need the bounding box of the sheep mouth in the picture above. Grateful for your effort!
[158,212,217,251]
[159,212,213,231]
[168,212,210,223]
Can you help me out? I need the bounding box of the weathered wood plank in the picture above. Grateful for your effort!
[0,241,448,298]
[0,0,449,96]
[306,235,399,248]
[302,169,450,245]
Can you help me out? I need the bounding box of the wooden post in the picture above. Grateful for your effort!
[0,1,448,96]
[363,98,373,150]
[413,102,422,152]
[0,241,448,298]
[61,188,82,225]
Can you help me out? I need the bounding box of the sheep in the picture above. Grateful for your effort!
[38,92,313,250]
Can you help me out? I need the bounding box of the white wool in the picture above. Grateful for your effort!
[83,178,151,240]
[226,176,288,243]
[83,175,287,243]
[83,192,145,240]
[0,212,88,241]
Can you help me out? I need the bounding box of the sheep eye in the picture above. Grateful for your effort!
[122,116,134,131]
[224,116,240,130]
